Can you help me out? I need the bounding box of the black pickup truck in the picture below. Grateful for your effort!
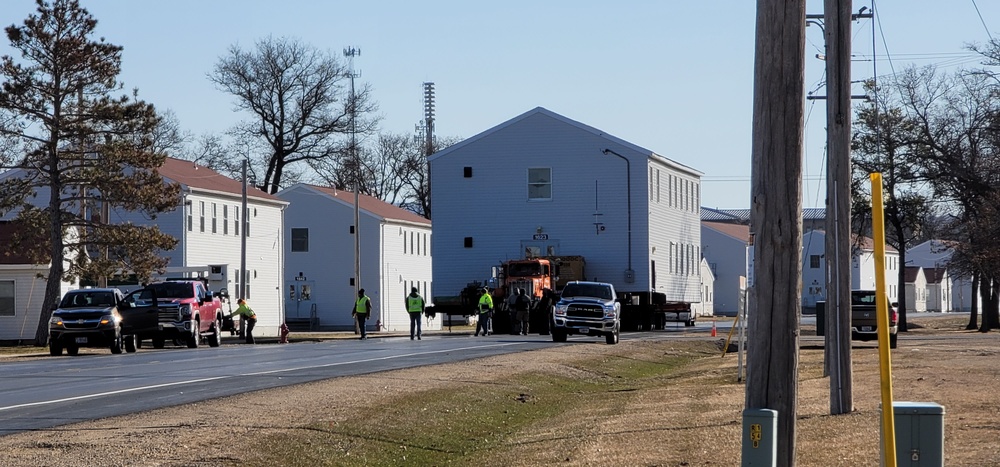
[851,290,898,349]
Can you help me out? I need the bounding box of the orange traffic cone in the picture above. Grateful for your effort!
[711,319,717,337]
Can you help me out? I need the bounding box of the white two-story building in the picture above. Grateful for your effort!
[428,107,704,311]
[277,184,435,333]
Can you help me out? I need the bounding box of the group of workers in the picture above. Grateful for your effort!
[231,285,534,345]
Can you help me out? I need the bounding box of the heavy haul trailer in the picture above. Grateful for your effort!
[432,254,702,335]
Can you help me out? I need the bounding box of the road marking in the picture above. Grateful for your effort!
[0,341,526,412]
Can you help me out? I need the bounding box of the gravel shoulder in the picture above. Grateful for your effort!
[0,315,995,466]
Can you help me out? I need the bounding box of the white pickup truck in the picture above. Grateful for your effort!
[551,281,621,345]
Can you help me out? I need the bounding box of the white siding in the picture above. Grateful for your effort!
[0,266,77,341]
[430,109,702,302]
[647,156,701,302]
[802,230,899,307]
[908,240,980,312]
[278,185,434,333]
[701,225,749,315]
[905,268,928,312]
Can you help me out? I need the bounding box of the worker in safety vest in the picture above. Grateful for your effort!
[353,289,372,340]
[475,287,493,337]
[406,287,425,340]
[228,298,257,344]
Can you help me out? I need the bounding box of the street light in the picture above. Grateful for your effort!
[601,148,634,283]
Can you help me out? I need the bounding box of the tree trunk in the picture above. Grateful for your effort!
[748,1,805,465]
[34,148,67,346]
[967,272,979,330]
[896,250,908,332]
[978,276,995,332]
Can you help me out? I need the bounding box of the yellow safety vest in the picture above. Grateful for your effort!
[355,296,370,314]
[407,295,424,312]
[478,293,493,313]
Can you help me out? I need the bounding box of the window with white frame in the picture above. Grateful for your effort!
[223,205,229,235]
[199,201,205,232]
[0,280,12,316]
[211,203,217,233]
[527,168,552,200]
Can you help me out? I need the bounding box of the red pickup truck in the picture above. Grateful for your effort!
[120,280,225,349]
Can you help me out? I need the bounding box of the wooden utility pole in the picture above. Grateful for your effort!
[823,0,854,416]
[748,1,805,465]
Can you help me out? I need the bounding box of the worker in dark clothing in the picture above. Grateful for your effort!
[406,287,425,340]
[228,298,257,344]
[353,289,372,340]
[514,288,531,335]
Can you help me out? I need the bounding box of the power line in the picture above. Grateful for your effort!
[971,0,995,42]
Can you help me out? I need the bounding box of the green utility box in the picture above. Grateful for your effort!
[742,408,777,466]
[882,401,945,466]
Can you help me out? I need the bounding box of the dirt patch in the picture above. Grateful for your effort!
[0,315,996,466]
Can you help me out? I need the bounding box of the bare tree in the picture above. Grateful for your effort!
[0,0,180,346]
[851,79,935,332]
[209,37,378,194]
[894,66,1000,330]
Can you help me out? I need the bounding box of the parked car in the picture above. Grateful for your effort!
[851,289,898,349]
[49,288,131,356]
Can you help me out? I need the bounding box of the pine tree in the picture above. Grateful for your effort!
[0,0,180,346]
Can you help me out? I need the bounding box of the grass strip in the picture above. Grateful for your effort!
[244,341,717,466]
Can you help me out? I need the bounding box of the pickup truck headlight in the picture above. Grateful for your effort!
[180,304,192,318]
[603,305,617,319]
[49,316,64,327]
[554,303,568,316]
[99,314,117,325]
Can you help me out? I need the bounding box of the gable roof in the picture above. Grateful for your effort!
[428,106,701,176]
[282,184,430,226]
[0,221,44,265]
[702,221,751,242]
[700,207,826,223]
[158,157,283,204]
[923,267,948,284]
[904,266,924,282]
[804,229,899,253]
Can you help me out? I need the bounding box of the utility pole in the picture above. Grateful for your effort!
[344,46,362,331]
[809,1,870,416]
[747,1,805,465]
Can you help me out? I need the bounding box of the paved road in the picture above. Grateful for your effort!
[0,312,965,436]
[0,332,672,436]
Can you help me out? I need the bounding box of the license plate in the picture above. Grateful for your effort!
[577,327,589,334]
[861,326,873,332]
[75,337,88,344]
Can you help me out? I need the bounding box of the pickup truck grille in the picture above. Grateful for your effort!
[158,306,182,324]
[567,304,604,319]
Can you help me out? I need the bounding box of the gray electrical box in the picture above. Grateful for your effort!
[882,401,945,466]
[742,408,777,466]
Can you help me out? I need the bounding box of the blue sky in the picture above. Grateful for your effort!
[2,1,997,209]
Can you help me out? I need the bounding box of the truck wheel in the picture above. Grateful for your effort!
[606,327,620,345]
[124,334,138,353]
[552,329,568,342]
[889,333,898,349]
[110,329,124,354]
[66,345,79,356]
[49,340,63,356]
[207,320,222,347]
[186,320,200,348]
[153,336,165,349]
